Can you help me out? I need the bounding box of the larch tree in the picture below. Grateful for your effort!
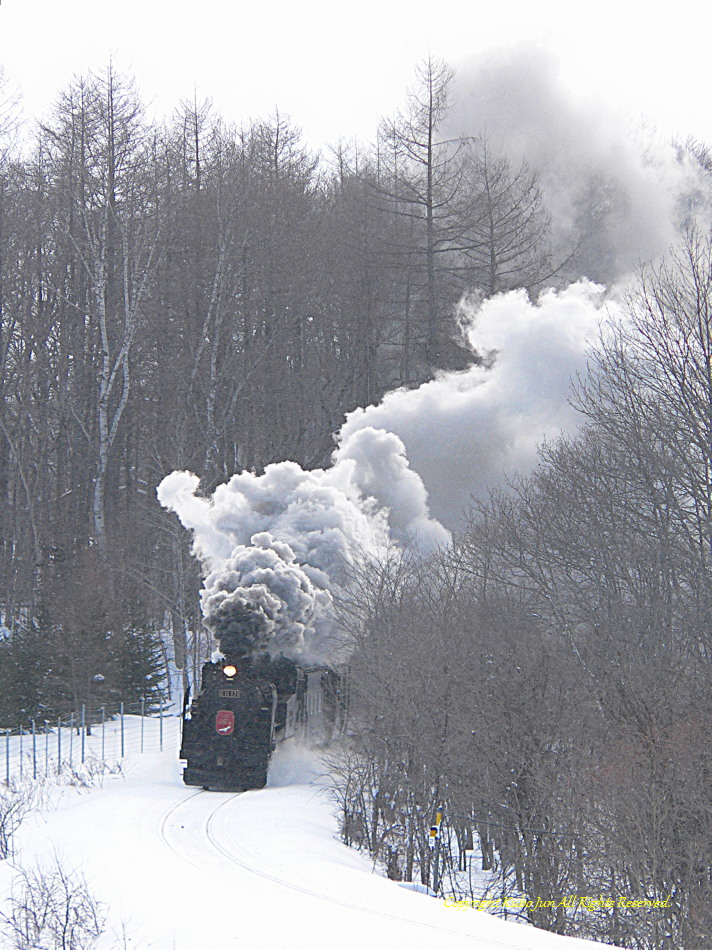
[375,57,467,374]
[457,136,555,296]
[38,69,164,565]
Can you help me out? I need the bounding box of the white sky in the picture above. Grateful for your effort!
[0,0,710,152]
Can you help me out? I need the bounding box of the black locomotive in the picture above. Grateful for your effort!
[179,653,339,791]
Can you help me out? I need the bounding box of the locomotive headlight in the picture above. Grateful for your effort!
[223,665,237,678]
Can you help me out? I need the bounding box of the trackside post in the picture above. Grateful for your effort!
[430,805,444,895]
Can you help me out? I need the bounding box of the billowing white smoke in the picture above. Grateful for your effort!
[445,48,710,285]
[159,280,616,660]
[157,431,449,663]
[338,281,617,530]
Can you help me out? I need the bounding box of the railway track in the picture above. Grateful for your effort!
[157,787,537,950]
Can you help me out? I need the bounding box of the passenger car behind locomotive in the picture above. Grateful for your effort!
[179,653,339,791]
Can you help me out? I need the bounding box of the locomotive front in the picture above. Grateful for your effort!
[180,659,277,791]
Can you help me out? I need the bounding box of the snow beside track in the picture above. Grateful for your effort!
[7,734,619,949]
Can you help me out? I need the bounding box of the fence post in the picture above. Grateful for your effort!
[44,722,49,778]
[81,705,86,764]
[100,708,105,762]
[120,702,124,758]
[57,717,61,774]
[159,697,163,752]
[69,713,74,769]
[31,720,36,780]
[140,698,145,753]
[5,729,9,785]
[18,727,22,781]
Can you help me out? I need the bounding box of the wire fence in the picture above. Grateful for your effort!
[0,701,182,785]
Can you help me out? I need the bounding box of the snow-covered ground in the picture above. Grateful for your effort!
[0,719,620,949]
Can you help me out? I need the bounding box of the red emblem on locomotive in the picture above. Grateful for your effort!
[215,710,235,735]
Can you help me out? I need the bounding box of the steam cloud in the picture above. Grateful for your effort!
[201,533,328,657]
[158,429,448,663]
[445,47,710,285]
[340,281,615,530]
[158,50,708,665]
[158,280,614,663]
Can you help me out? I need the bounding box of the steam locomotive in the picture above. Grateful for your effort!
[179,653,339,791]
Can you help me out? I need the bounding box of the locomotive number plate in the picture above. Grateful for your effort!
[219,688,241,698]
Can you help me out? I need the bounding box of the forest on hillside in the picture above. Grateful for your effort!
[0,56,634,713]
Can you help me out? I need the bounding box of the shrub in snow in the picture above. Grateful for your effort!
[0,783,43,860]
[1,856,105,949]
[56,755,124,790]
